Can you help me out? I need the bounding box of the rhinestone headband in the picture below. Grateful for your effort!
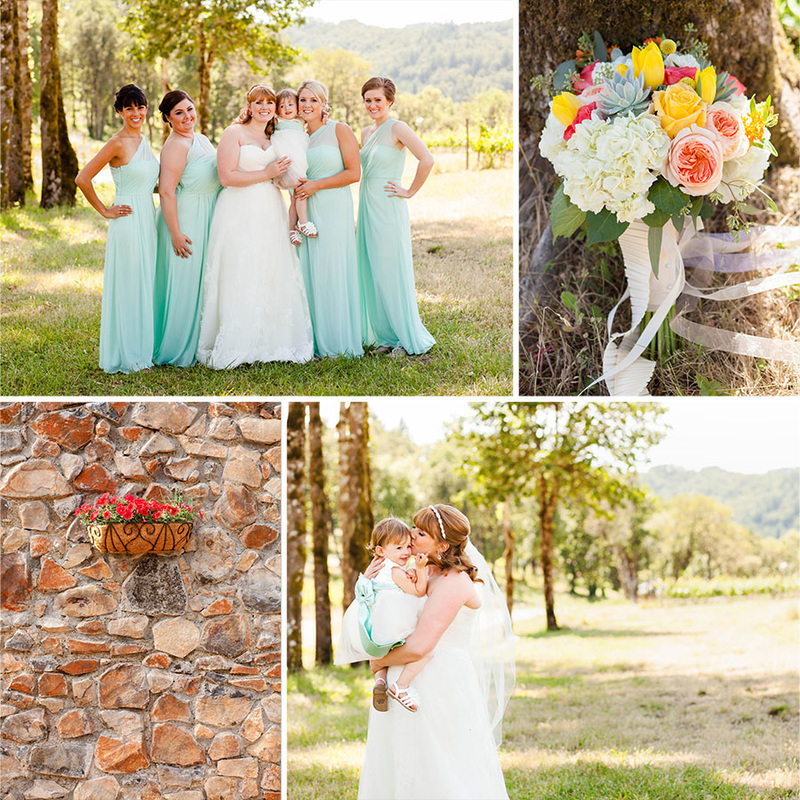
[429,505,445,539]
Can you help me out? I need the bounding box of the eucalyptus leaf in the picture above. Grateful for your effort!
[647,224,663,278]
[642,208,670,227]
[553,59,576,91]
[593,31,607,62]
[550,185,586,241]
[585,209,629,245]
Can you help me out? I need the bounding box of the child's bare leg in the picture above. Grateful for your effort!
[289,193,299,230]
[396,654,430,689]
[374,666,387,685]
[295,194,308,226]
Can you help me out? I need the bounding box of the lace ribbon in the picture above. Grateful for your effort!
[587,221,800,396]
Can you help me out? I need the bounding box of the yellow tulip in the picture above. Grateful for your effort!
[552,92,582,127]
[653,83,707,138]
[616,64,628,77]
[632,41,665,88]
[697,65,717,104]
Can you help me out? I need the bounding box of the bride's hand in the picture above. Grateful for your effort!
[264,157,291,181]
[294,179,319,200]
[363,555,384,580]
[384,181,412,198]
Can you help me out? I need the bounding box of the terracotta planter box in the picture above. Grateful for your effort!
[87,521,193,554]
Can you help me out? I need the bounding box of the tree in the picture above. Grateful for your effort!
[307,402,332,667]
[18,0,32,190]
[1,0,26,208]
[461,402,667,630]
[39,0,78,207]
[122,0,313,134]
[286,402,306,673]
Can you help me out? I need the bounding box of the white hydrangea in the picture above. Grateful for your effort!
[716,130,771,203]
[542,113,671,223]
[664,52,701,69]
[539,112,567,161]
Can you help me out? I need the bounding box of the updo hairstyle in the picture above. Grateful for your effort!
[296,79,331,116]
[412,504,480,581]
[236,84,277,136]
[114,84,148,112]
[158,90,193,125]
[361,76,396,104]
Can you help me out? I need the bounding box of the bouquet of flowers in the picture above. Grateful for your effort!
[75,492,202,525]
[539,27,778,261]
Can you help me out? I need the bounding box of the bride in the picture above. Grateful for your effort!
[197,84,313,368]
[359,504,515,800]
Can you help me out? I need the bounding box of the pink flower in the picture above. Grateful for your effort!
[564,102,596,141]
[664,125,724,196]
[573,62,597,92]
[578,84,605,102]
[664,66,698,85]
[705,102,749,160]
[724,75,747,96]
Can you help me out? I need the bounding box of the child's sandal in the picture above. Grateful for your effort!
[297,220,318,238]
[372,679,388,712]
[387,682,419,713]
[289,229,303,246]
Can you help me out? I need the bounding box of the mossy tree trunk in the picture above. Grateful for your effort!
[308,402,332,667]
[1,0,25,209]
[286,402,307,673]
[18,0,32,190]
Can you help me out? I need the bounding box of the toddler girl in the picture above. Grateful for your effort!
[271,88,317,244]
[335,517,430,712]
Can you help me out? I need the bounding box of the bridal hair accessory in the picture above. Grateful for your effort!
[429,505,446,539]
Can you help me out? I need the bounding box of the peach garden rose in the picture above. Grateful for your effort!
[663,125,724,196]
[705,102,749,160]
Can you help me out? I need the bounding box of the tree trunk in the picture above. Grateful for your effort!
[160,57,172,145]
[196,31,212,135]
[337,403,354,608]
[537,475,559,631]
[39,0,78,208]
[502,500,514,617]
[614,547,639,602]
[286,403,307,673]
[520,0,800,164]
[17,0,31,190]
[308,402,333,667]
[1,0,25,208]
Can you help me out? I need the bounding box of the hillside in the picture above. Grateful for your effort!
[642,466,799,539]
[285,18,513,102]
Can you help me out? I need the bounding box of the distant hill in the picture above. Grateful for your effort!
[286,18,513,102]
[642,466,799,539]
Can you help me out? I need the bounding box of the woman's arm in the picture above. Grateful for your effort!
[385,121,434,199]
[75,138,132,219]
[373,571,474,666]
[294,123,361,198]
[158,137,192,258]
[216,126,291,188]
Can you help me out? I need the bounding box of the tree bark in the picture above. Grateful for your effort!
[39,0,78,208]
[17,0,31,190]
[197,29,212,135]
[502,500,515,617]
[308,402,333,667]
[1,0,25,208]
[537,476,559,631]
[337,403,354,608]
[286,402,307,673]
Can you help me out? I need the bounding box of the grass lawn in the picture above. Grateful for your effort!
[288,589,799,799]
[1,153,512,397]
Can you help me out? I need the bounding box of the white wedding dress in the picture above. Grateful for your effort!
[197,143,313,368]
[358,603,509,800]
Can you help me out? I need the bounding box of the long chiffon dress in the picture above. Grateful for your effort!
[298,121,364,358]
[99,136,159,374]
[357,119,435,354]
[358,604,508,800]
[154,133,221,366]
[196,144,313,368]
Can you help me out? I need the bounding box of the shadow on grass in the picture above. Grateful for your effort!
[523,626,681,640]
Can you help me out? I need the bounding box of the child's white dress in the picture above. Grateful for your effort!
[335,561,423,664]
[270,118,308,188]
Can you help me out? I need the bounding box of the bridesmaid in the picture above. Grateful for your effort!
[357,76,435,356]
[294,79,364,358]
[153,90,221,366]
[75,84,159,374]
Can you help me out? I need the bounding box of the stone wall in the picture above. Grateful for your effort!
[0,401,282,800]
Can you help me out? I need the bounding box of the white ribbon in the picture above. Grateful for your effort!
[588,220,800,396]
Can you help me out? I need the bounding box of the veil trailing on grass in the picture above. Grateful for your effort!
[466,539,516,747]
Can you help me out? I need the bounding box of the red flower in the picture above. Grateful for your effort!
[90,510,99,521]
[573,61,597,93]
[564,102,597,141]
[153,510,162,520]
[103,510,111,520]
[664,66,698,86]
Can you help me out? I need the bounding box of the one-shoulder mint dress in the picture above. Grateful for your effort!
[357,119,435,354]
[154,133,220,366]
[298,121,364,358]
[99,136,159,374]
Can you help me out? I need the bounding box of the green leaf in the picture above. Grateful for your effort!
[642,208,670,227]
[648,224,663,277]
[585,209,629,245]
[593,31,607,62]
[561,291,580,313]
[671,213,684,234]
[553,59,576,91]
[649,178,691,216]
[550,185,586,241]
[699,199,715,219]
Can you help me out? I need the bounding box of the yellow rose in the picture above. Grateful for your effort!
[653,83,707,138]
[551,92,582,127]
[632,41,665,88]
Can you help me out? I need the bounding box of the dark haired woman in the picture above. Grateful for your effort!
[153,90,220,366]
[357,76,435,357]
[196,84,313,368]
[75,84,158,373]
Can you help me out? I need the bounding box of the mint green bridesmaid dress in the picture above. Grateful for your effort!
[99,137,159,374]
[357,119,435,354]
[298,121,364,358]
[154,133,220,366]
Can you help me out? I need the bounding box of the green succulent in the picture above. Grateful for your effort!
[596,70,652,117]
